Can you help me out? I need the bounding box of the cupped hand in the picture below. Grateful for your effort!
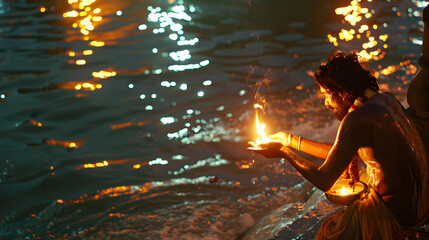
[249,141,285,158]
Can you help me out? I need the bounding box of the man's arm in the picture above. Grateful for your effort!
[270,132,333,159]
[280,115,360,191]
[298,138,332,160]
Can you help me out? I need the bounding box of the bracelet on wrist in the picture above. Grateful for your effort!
[297,136,302,151]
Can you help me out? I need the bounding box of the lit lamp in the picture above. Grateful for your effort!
[247,104,279,151]
[325,179,368,206]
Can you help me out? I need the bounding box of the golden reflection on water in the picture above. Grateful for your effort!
[29,120,43,127]
[236,160,255,170]
[329,0,424,88]
[110,120,152,130]
[89,40,105,47]
[74,82,102,90]
[63,0,107,91]
[329,0,387,61]
[78,159,139,170]
[92,70,116,79]
[68,50,93,57]
[44,138,86,149]
[68,183,155,204]
[82,160,108,169]
[374,60,418,91]
[377,60,417,77]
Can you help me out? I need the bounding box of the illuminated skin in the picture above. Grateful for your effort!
[258,86,428,227]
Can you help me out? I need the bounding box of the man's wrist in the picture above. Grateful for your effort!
[290,135,303,151]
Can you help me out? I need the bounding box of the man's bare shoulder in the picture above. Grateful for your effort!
[342,93,399,128]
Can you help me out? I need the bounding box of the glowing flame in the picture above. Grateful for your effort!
[255,114,271,145]
[339,186,354,196]
[340,186,347,195]
[248,104,273,147]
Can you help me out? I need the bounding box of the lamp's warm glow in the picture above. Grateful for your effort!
[248,104,273,147]
[326,180,367,205]
[254,114,270,145]
[338,186,355,196]
[340,186,347,196]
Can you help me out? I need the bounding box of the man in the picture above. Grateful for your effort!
[255,51,429,239]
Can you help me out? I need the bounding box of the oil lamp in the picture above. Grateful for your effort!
[325,179,368,206]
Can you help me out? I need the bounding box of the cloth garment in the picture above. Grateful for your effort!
[315,187,406,240]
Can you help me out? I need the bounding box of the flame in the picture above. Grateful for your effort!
[340,186,347,195]
[248,104,273,147]
[255,114,271,145]
[339,186,354,195]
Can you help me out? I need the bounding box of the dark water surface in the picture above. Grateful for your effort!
[0,0,425,239]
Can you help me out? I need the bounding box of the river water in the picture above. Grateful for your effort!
[0,0,425,239]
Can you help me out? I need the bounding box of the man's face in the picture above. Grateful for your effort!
[320,86,351,120]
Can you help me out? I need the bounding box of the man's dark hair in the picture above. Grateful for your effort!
[314,51,379,102]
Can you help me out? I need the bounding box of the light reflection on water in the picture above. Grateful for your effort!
[147,2,209,73]
[328,0,387,61]
[0,0,427,239]
[322,0,421,96]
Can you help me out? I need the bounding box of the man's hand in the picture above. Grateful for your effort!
[269,132,292,147]
[249,141,286,158]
